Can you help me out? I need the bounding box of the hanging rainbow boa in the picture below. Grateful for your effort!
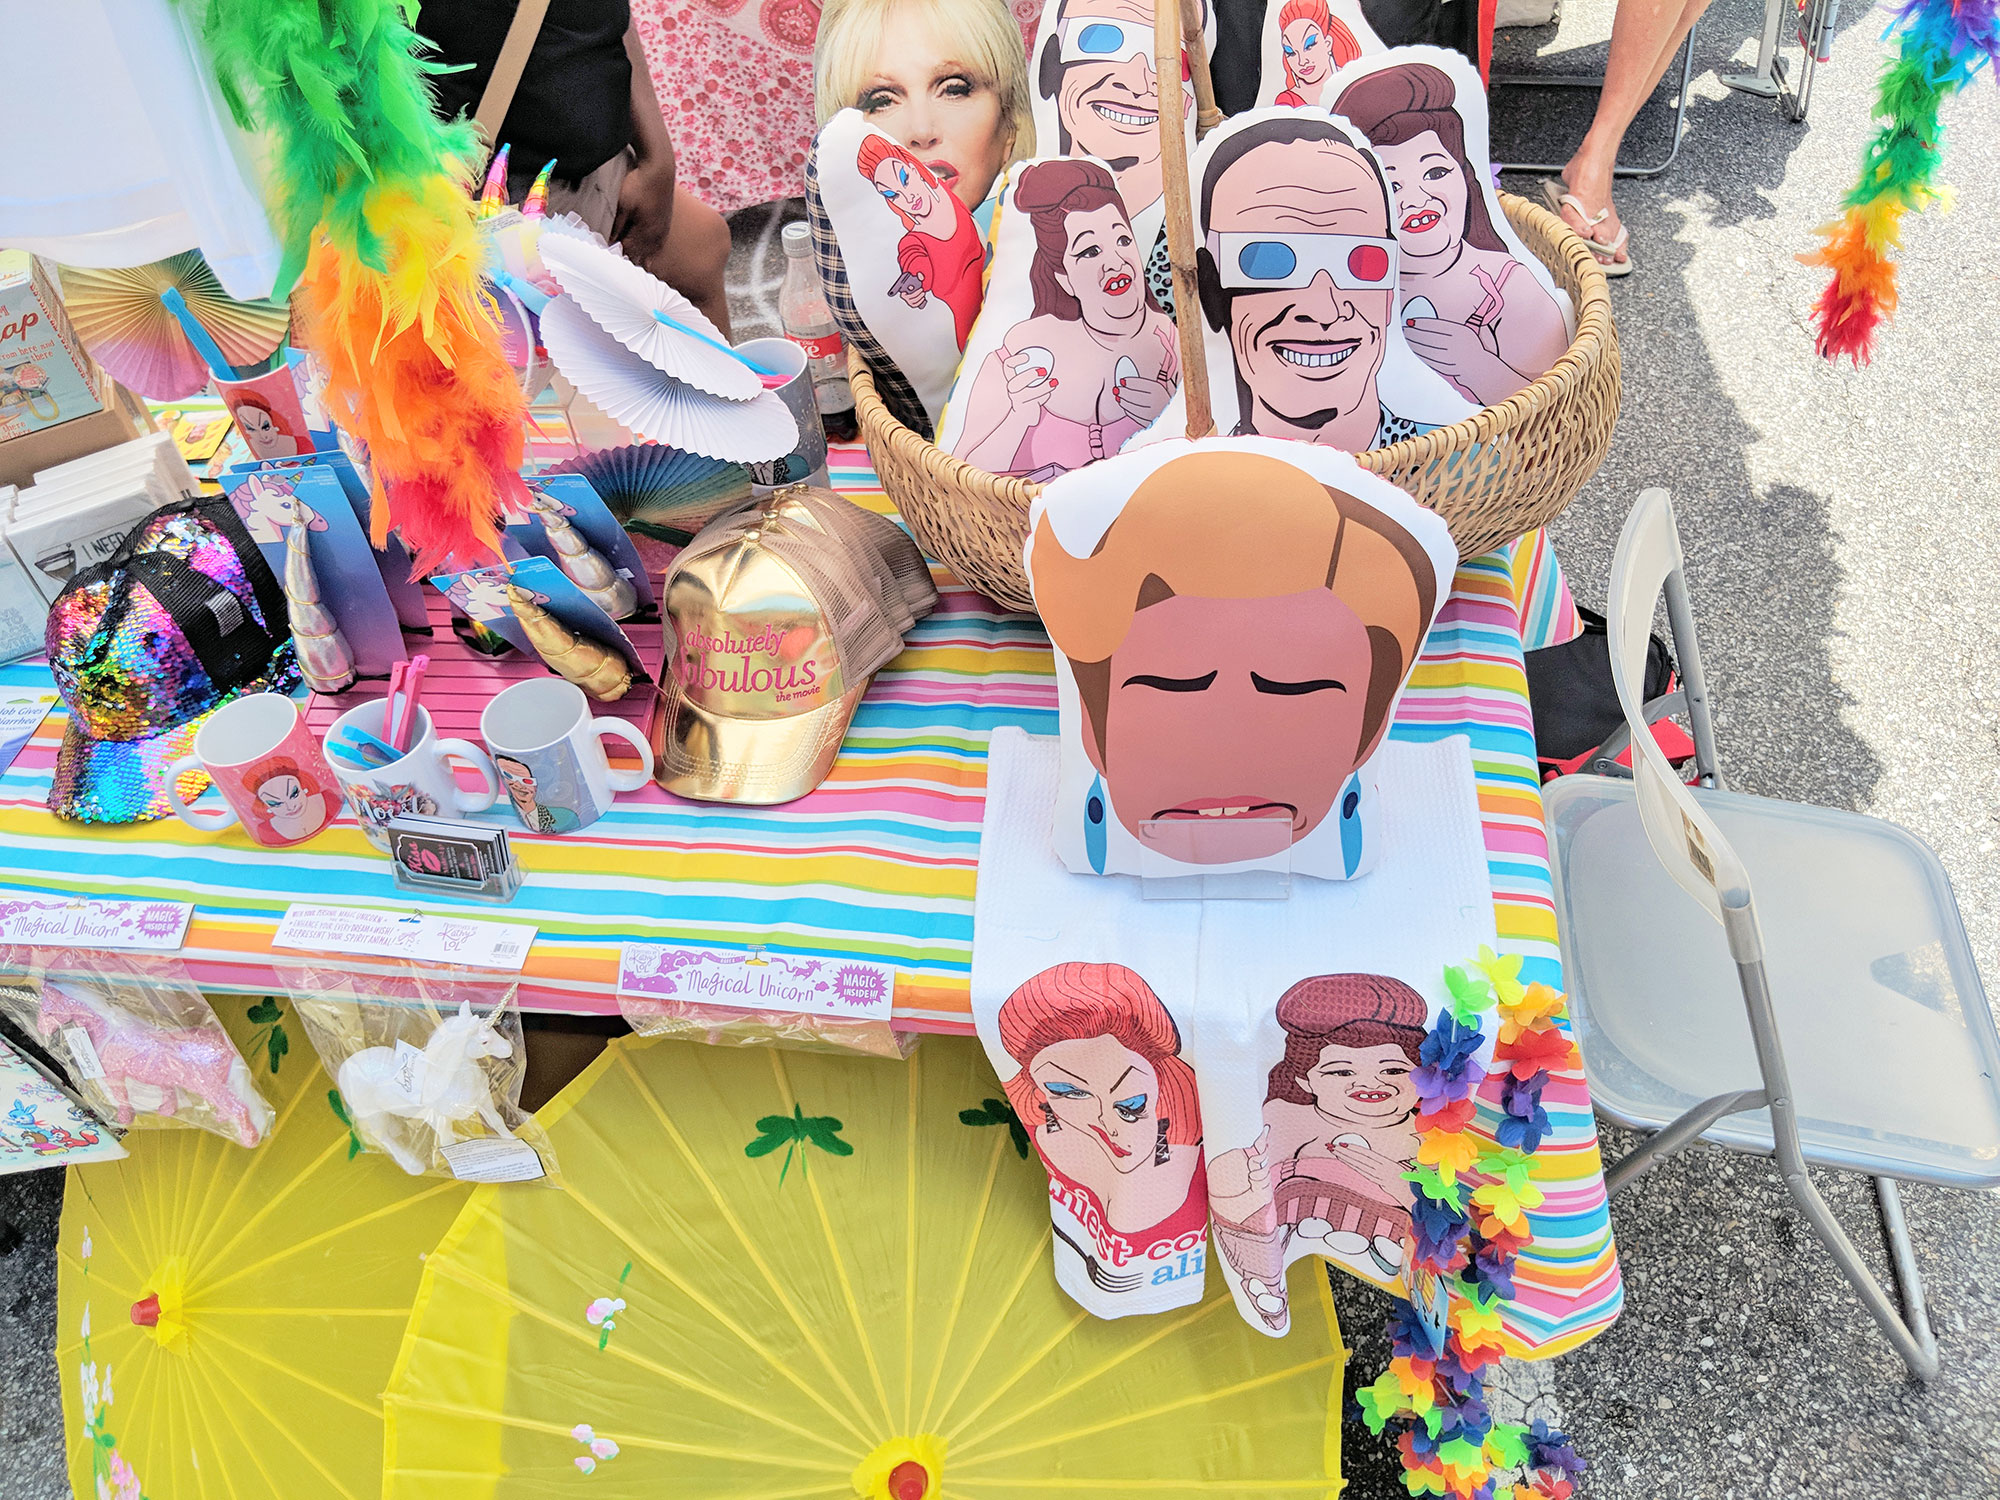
[1802,0,2000,363]
[187,0,529,571]
[1357,949,1587,1500]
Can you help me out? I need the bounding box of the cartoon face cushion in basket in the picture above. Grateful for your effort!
[805,108,988,435]
[1131,108,1473,453]
[1028,0,1215,310]
[1023,436,1457,881]
[936,156,1181,483]
[1253,0,1385,107]
[1330,47,1575,406]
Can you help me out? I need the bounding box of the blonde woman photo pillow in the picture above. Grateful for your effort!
[814,0,1036,231]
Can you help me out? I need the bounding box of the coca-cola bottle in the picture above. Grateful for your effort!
[778,221,858,442]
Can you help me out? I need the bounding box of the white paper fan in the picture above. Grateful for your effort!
[537,233,763,402]
[539,295,798,463]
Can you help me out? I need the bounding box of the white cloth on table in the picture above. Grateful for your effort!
[971,724,1497,1335]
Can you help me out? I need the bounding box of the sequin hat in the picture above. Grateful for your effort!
[46,496,298,823]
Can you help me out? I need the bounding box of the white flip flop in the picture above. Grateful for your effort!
[1542,178,1633,278]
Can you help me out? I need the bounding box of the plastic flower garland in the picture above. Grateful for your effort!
[1356,948,1587,1499]
[187,0,531,571]
[1801,0,2000,363]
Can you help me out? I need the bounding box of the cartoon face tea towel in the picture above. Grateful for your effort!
[971,723,1498,1335]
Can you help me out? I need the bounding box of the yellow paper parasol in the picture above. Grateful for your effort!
[384,1034,1347,1497]
[56,993,471,1500]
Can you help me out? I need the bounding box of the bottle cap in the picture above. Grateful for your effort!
[781,221,812,255]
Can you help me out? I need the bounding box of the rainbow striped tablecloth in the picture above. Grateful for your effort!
[0,443,1618,1354]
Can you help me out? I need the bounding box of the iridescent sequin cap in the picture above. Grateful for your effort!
[46,497,299,823]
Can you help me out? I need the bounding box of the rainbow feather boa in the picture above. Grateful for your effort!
[1802,0,2000,363]
[1356,949,1587,1500]
[187,0,528,571]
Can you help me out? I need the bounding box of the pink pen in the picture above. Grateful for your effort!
[394,654,431,753]
[383,661,409,751]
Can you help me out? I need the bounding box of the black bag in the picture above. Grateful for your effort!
[1524,605,1679,775]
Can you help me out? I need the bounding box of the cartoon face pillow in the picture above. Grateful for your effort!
[1254,0,1383,107]
[1134,107,1474,452]
[1024,437,1457,881]
[806,109,990,434]
[937,156,1182,482]
[1328,47,1576,406]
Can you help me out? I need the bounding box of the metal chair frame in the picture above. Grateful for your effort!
[1559,489,1946,1381]
[1492,19,1701,179]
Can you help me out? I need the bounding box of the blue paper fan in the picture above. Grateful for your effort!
[543,444,753,543]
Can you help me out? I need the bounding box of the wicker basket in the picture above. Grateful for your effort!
[856,192,1618,614]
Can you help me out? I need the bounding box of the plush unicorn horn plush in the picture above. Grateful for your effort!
[36,980,269,1147]
[335,1000,519,1175]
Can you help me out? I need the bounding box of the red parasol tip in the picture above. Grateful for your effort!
[130,1294,162,1328]
[888,1461,930,1500]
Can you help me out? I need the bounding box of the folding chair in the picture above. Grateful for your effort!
[1542,488,2000,1382]
[1492,19,1701,180]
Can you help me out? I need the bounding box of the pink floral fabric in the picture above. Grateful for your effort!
[635,0,1042,212]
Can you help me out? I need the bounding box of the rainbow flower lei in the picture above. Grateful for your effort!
[1355,948,1587,1499]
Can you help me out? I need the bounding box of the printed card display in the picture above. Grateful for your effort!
[0,693,57,778]
[806,109,987,431]
[0,897,192,951]
[1325,47,1576,405]
[506,471,658,617]
[1023,437,1456,882]
[431,555,650,684]
[1027,0,1216,309]
[1138,107,1474,450]
[273,904,538,971]
[937,156,1182,482]
[619,945,896,1022]
[0,1034,125,1173]
[224,452,430,632]
[1253,0,1385,107]
[221,463,405,671]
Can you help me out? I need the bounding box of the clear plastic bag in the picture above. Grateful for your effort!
[0,948,272,1147]
[616,946,917,1060]
[277,961,558,1184]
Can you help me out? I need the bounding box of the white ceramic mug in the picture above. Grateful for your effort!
[163,692,340,847]
[481,677,653,834]
[325,698,499,849]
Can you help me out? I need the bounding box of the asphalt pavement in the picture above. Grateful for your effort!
[5,2,1999,1494]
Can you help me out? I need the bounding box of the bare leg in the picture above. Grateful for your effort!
[1558,0,1713,262]
[645,186,733,338]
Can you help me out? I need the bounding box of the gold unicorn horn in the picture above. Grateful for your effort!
[284,521,357,693]
[531,495,639,619]
[506,583,633,702]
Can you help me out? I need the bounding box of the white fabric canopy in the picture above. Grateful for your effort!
[0,0,282,299]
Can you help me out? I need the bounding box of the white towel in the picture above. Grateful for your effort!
[972,725,1497,1335]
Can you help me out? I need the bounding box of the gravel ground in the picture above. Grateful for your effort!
[6,3,1999,1494]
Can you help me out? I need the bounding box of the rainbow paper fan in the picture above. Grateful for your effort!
[543,443,752,543]
[57,252,292,399]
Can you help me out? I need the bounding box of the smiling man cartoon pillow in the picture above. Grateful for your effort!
[1181,107,1472,450]
[1026,437,1456,879]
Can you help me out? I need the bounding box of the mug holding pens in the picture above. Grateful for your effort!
[324,656,500,850]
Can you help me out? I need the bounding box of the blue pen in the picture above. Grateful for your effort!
[335,724,403,764]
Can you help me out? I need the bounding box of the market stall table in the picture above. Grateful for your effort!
[0,444,1618,1350]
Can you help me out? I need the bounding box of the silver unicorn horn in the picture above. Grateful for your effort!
[284,521,358,694]
[531,494,639,620]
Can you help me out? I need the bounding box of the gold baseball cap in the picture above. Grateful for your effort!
[653,495,920,804]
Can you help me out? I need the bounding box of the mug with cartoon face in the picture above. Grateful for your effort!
[324,698,501,851]
[481,678,653,834]
[163,693,340,848]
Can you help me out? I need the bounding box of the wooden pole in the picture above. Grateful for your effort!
[1182,0,1223,138]
[1156,0,1214,438]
